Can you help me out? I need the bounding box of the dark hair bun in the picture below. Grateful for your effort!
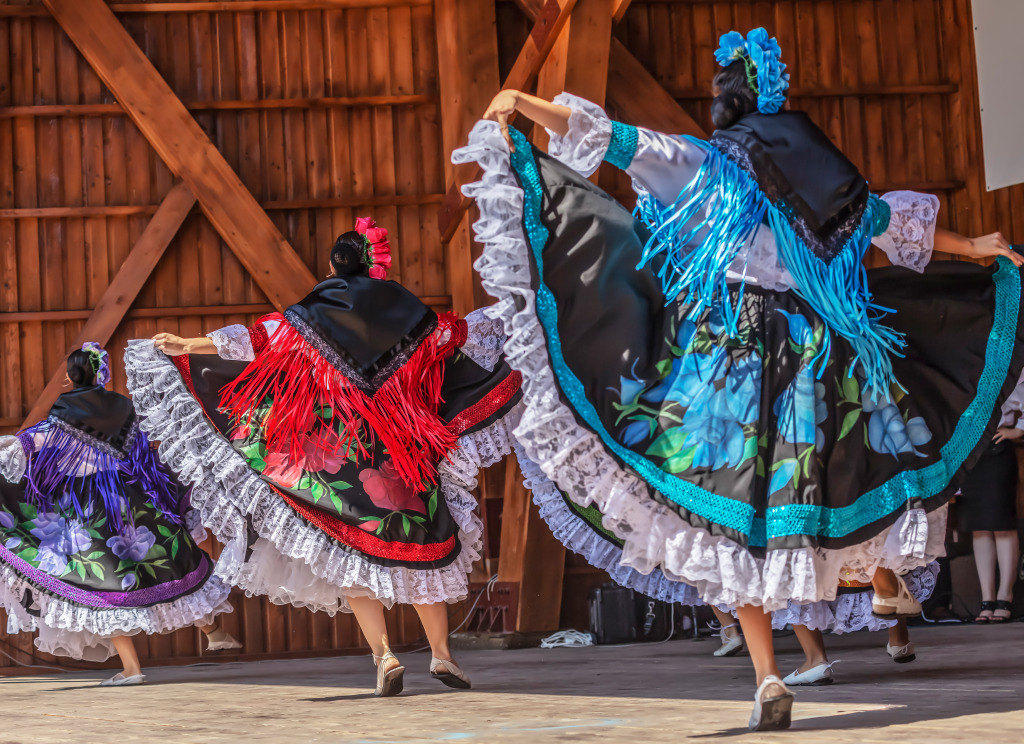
[711,59,759,130]
[330,231,369,277]
[66,349,97,388]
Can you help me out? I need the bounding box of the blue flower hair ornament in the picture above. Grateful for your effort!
[715,27,790,115]
[81,341,111,386]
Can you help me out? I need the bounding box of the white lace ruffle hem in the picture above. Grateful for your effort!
[454,119,947,611]
[124,339,513,610]
[0,563,232,662]
[769,561,940,633]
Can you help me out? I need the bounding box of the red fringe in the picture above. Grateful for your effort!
[220,312,462,489]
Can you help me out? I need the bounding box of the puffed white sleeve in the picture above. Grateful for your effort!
[874,191,940,273]
[206,324,255,361]
[546,92,707,205]
[0,435,28,483]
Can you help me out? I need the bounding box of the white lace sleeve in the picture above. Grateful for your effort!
[999,368,1024,430]
[207,324,255,361]
[546,93,614,177]
[0,435,28,482]
[874,191,940,272]
[460,308,506,372]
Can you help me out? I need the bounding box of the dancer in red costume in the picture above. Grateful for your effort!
[125,218,524,695]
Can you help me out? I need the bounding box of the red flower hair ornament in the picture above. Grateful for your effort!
[354,216,393,280]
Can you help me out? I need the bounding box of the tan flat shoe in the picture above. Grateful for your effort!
[430,657,471,689]
[373,652,405,697]
[872,575,922,618]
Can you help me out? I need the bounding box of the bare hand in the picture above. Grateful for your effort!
[965,233,1023,268]
[993,426,1024,444]
[153,332,190,356]
[483,90,520,152]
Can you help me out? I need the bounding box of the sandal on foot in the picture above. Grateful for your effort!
[886,642,916,663]
[204,628,243,652]
[990,600,1013,624]
[713,623,745,658]
[373,652,405,697]
[100,672,146,687]
[975,600,996,624]
[872,575,922,618]
[783,662,836,686]
[748,675,794,731]
[430,658,472,689]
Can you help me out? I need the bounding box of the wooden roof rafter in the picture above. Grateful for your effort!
[16,0,321,426]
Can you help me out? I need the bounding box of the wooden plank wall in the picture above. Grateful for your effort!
[0,0,453,671]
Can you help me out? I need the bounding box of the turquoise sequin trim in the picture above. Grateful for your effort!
[869,194,892,237]
[766,255,1021,539]
[507,127,1022,547]
[604,121,639,170]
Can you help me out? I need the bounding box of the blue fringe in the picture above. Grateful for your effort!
[634,141,904,399]
[20,421,181,534]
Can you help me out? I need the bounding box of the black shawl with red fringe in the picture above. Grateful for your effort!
[220,276,465,489]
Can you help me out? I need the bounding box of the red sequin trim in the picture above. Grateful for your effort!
[274,485,459,562]
[248,322,270,354]
[447,370,522,436]
[452,318,469,349]
[171,355,196,398]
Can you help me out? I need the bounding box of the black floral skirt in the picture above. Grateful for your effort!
[459,122,1024,607]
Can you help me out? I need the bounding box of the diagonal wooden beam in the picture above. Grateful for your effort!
[21,181,197,428]
[607,38,706,137]
[436,0,578,243]
[611,0,632,23]
[42,0,316,310]
[511,0,705,137]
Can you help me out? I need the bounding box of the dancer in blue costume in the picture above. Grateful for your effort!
[455,28,1024,730]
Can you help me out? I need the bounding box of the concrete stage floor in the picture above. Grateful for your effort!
[1,623,1021,743]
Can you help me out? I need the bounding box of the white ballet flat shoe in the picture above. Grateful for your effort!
[713,623,745,657]
[373,652,405,697]
[872,576,922,618]
[886,642,916,664]
[430,657,472,689]
[748,674,794,731]
[783,662,835,686]
[204,628,243,652]
[100,673,146,687]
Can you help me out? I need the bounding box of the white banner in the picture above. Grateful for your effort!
[972,0,1024,191]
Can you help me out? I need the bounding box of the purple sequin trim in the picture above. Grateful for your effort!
[0,543,211,609]
[16,431,35,456]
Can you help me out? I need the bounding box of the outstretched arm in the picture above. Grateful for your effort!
[933,229,1023,267]
[153,333,217,356]
[483,90,571,150]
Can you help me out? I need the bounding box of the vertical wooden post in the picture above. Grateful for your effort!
[496,0,616,634]
[434,0,501,317]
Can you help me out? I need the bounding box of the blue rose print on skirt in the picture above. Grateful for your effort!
[613,312,763,476]
[863,393,933,458]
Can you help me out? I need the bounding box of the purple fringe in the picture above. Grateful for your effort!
[20,422,181,535]
[125,429,182,525]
